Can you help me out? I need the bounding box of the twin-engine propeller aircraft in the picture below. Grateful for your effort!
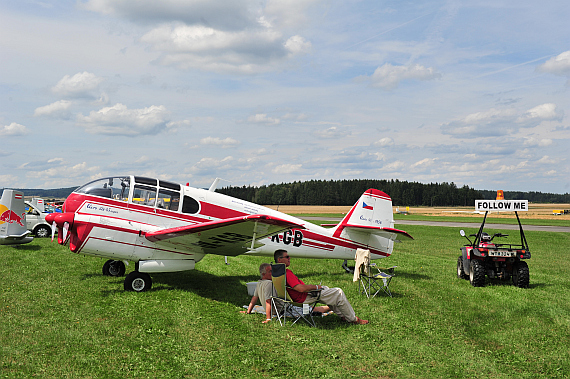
[46,176,412,292]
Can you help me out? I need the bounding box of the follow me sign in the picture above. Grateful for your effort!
[475,200,528,212]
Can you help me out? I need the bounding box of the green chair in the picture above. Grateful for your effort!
[270,263,321,327]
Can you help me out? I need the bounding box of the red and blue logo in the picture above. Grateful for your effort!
[362,202,373,210]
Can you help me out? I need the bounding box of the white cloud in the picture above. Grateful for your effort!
[52,72,104,97]
[188,156,235,175]
[272,163,302,174]
[442,103,563,137]
[537,155,558,164]
[34,100,72,118]
[80,0,259,31]
[366,63,441,90]
[523,137,553,147]
[410,158,437,171]
[313,126,350,139]
[0,122,29,136]
[283,35,311,56]
[76,103,171,136]
[200,137,240,148]
[139,22,309,74]
[517,103,562,124]
[373,137,394,147]
[82,0,315,74]
[247,113,280,125]
[537,51,570,76]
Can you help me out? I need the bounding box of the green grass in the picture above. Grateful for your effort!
[1,226,569,378]
[291,213,570,227]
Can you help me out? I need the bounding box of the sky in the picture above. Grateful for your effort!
[1,0,570,194]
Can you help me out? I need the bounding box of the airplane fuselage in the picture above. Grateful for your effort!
[57,176,393,268]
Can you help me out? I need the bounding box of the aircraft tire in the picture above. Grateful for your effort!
[124,271,152,292]
[103,260,126,277]
[34,225,51,238]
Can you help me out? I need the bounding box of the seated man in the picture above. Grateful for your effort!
[274,249,368,325]
[241,263,275,323]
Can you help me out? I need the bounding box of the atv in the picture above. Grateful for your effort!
[457,211,530,288]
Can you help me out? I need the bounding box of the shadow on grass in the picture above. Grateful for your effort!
[98,270,256,306]
[97,270,367,329]
[7,244,43,251]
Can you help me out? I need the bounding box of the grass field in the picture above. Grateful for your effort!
[1,224,569,378]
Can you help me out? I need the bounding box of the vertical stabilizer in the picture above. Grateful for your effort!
[332,189,396,258]
[0,190,33,245]
[335,189,394,232]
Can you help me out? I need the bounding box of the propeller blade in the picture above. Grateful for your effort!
[63,222,69,242]
[51,222,56,241]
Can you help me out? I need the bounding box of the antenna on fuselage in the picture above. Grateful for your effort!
[208,177,231,192]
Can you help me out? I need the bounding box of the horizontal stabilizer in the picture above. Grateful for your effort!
[343,225,414,243]
[145,214,304,256]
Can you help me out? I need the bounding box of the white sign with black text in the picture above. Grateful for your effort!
[475,200,528,212]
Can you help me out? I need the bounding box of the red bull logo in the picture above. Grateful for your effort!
[0,208,25,227]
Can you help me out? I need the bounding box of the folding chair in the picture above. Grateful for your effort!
[353,248,396,298]
[269,263,320,327]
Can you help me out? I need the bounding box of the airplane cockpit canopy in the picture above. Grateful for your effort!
[74,176,188,213]
[75,176,130,201]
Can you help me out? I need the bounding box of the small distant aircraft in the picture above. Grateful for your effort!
[46,176,413,292]
[0,190,33,245]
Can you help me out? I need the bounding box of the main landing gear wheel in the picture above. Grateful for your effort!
[124,271,152,292]
[469,260,486,287]
[102,260,126,277]
[512,261,530,288]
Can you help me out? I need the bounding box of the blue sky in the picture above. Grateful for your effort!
[1,0,569,194]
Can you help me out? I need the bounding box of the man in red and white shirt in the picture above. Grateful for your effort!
[274,249,368,325]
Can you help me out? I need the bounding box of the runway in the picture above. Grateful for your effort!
[301,217,570,233]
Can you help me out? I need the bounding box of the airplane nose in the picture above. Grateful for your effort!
[45,213,57,224]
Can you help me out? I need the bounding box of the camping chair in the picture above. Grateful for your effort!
[269,263,321,327]
[353,248,396,298]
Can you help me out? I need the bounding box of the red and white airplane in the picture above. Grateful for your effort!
[46,175,413,292]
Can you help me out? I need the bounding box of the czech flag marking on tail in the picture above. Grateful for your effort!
[362,202,373,210]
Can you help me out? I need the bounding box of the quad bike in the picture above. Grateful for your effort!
[457,211,530,288]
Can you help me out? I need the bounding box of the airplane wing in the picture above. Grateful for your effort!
[343,225,414,242]
[145,214,304,256]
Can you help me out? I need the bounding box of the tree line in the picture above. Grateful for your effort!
[218,179,570,206]
[218,179,479,206]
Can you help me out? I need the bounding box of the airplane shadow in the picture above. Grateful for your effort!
[4,244,43,251]
[100,270,257,307]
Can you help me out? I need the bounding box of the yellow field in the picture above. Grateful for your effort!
[265,203,570,220]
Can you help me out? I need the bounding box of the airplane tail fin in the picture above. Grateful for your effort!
[332,189,412,258]
[0,190,33,245]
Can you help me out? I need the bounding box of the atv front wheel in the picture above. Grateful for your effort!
[469,260,485,287]
[457,256,468,280]
[512,261,529,288]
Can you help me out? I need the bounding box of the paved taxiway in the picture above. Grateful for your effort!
[301,217,570,233]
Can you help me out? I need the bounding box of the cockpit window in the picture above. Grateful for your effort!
[75,177,130,201]
[133,185,157,207]
[182,195,200,214]
[157,188,180,211]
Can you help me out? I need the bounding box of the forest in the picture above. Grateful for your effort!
[218,179,570,206]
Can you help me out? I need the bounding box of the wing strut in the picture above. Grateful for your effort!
[250,220,259,250]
